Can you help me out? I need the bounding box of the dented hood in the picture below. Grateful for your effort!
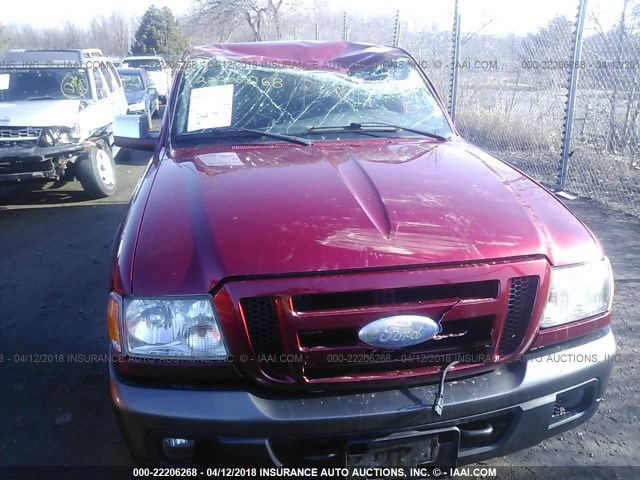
[131,139,602,295]
[0,99,81,128]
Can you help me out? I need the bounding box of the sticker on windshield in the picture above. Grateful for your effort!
[0,74,9,90]
[61,73,88,99]
[187,84,234,132]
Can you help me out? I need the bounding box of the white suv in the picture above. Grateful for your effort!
[121,56,172,103]
[0,49,128,197]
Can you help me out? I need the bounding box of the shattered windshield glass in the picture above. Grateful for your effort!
[172,56,452,143]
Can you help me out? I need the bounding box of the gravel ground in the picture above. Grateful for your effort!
[0,146,637,473]
[483,199,640,475]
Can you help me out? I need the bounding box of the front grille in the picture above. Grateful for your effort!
[230,261,546,388]
[244,282,501,384]
[498,276,539,355]
[302,315,495,380]
[293,281,499,312]
[299,316,493,351]
[240,297,288,379]
[0,127,42,148]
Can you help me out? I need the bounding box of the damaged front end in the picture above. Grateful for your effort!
[0,125,85,183]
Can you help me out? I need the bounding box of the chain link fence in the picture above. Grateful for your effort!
[452,0,640,216]
[397,5,456,109]
[454,2,576,187]
[567,0,640,214]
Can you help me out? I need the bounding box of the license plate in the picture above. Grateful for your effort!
[346,428,459,477]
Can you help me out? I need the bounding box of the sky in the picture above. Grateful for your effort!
[1,0,190,27]
[0,0,626,35]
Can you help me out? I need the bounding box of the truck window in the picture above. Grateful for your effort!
[92,69,108,100]
[106,62,122,89]
[100,64,116,93]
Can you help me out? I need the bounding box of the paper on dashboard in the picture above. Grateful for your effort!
[0,74,10,90]
[187,84,234,132]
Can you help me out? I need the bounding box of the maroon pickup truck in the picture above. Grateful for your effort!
[108,42,615,468]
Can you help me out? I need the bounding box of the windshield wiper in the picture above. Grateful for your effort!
[308,122,449,141]
[184,127,311,146]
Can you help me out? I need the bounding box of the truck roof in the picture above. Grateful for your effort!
[122,56,166,60]
[0,49,105,66]
[190,41,409,72]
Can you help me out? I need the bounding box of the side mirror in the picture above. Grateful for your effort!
[114,114,159,152]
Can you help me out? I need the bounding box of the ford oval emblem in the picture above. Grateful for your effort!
[358,315,441,348]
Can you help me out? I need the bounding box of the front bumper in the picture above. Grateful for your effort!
[0,144,84,183]
[0,143,84,160]
[111,328,615,466]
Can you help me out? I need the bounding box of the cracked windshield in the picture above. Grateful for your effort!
[173,57,453,142]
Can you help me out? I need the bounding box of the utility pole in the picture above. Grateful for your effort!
[557,0,588,193]
[165,22,169,56]
[449,0,461,121]
[393,10,401,47]
[342,12,347,41]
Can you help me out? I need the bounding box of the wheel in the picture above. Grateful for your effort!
[76,144,117,198]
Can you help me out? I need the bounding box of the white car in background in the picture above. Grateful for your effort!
[0,49,128,198]
[120,56,172,103]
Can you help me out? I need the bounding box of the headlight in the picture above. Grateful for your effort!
[128,101,145,112]
[39,125,82,146]
[541,257,614,328]
[124,296,228,359]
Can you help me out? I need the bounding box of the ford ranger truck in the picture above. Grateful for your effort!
[108,41,616,468]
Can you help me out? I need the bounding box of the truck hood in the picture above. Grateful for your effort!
[132,139,602,295]
[0,99,82,127]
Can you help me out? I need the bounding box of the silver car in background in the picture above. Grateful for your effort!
[0,49,127,197]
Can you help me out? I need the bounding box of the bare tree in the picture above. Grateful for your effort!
[280,0,344,42]
[108,13,134,56]
[0,23,8,53]
[268,0,286,40]
[91,13,137,56]
[193,0,297,41]
[62,22,84,48]
[3,14,138,57]
[586,0,640,155]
